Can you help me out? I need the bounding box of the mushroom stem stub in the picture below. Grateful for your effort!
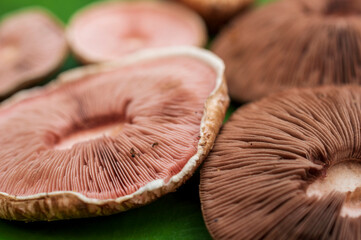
[307,161,361,218]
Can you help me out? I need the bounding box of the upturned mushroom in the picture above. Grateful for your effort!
[200,85,361,239]
[67,1,207,64]
[0,8,68,98]
[0,47,228,221]
[212,0,361,102]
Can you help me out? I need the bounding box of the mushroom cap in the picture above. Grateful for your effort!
[67,1,207,64]
[175,0,254,31]
[212,0,361,102]
[0,8,68,98]
[200,85,361,239]
[0,46,229,221]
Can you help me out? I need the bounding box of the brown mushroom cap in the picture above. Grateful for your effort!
[0,8,68,98]
[200,85,361,239]
[0,47,228,221]
[175,0,254,31]
[67,1,207,64]
[212,0,361,102]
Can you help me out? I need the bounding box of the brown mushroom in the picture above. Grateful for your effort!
[212,0,361,102]
[0,47,229,221]
[175,0,254,32]
[200,85,361,239]
[67,1,207,64]
[0,8,68,98]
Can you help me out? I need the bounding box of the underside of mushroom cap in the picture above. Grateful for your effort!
[0,47,228,221]
[175,0,254,32]
[212,0,361,102]
[67,1,207,64]
[0,8,68,98]
[200,85,361,239]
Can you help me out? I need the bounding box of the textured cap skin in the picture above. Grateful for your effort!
[200,85,361,239]
[0,47,229,221]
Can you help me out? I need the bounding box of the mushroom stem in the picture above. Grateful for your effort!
[306,161,361,217]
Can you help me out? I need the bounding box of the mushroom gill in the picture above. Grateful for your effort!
[200,85,361,239]
[0,47,228,221]
[212,0,361,102]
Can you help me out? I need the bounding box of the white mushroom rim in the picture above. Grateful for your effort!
[0,46,225,205]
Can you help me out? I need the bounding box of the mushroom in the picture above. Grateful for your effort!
[0,47,228,221]
[200,85,361,239]
[175,0,254,32]
[0,8,68,98]
[67,1,207,64]
[212,0,361,102]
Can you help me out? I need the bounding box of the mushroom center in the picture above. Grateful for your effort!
[54,116,126,150]
[125,36,146,50]
[307,161,361,218]
[122,31,148,51]
[0,44,19,67]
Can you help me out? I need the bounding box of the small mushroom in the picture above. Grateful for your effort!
[200,85,361,239]
[67,1,207,64]
[212,0,361,102]
[0,47,228,221]
[0,8,68,98]
[175,0,254,32]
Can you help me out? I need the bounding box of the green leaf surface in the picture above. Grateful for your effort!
[0,0,273,239]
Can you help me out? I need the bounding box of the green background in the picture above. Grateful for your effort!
[0,0,273,239]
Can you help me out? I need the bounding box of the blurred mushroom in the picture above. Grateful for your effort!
[200,85,361,239]
[175,0,254,32]
[67,1,207,64]
[213,0,361,102]
[0,8,67,98]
